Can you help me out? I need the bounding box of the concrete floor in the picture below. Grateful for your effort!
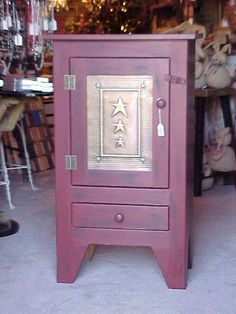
[0,170,236,314]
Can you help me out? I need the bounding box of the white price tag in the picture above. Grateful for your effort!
[2,19,8,30]
[157,108,165,137]
[43,18,49,31]
[157,123,165,137]
[6,15,12,27]
[14,33,23,46]
[17,19,21,30]
[29,23,39,35]
[51,18,57,31]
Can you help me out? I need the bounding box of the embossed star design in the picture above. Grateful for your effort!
[113,119,126,134]
[115,137,125,148]
[111,97,128,117]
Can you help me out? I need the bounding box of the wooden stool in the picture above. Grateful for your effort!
[0,97,37,209]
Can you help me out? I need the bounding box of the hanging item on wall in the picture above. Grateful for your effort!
[0,0,18,76]
[27,0,46,71]
[27,0,45,71]
[28,0,58,71]
[0,0,57,76]
[13,3,23,46]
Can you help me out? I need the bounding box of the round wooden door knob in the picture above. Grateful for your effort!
[156,98,166,109]
[114,213,124,223]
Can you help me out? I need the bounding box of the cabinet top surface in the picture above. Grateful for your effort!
[44,34,197,42]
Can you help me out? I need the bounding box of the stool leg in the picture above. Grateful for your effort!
[17,121,37,191]
[0,141,15,209]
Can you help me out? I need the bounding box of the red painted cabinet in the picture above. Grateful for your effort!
[49,34,196,289]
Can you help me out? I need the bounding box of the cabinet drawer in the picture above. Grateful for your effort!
[72,204,169,231]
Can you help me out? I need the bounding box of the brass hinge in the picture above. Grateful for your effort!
[164,74,186,85]
[65,155,77,170]
[64,75,76,90]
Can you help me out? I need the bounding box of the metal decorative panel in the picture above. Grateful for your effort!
[87,76,152,171]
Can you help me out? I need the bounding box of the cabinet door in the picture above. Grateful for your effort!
[70,58,169,188]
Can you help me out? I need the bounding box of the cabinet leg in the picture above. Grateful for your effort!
[57,242,88,283]
[188,237,193,269]
[152,247,187,289]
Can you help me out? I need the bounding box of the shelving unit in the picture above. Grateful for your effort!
[194,87,236,196]
[2,96,54,173]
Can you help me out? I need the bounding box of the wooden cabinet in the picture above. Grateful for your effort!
[49,34,196,289]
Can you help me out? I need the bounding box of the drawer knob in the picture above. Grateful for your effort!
[114,213,124,223]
